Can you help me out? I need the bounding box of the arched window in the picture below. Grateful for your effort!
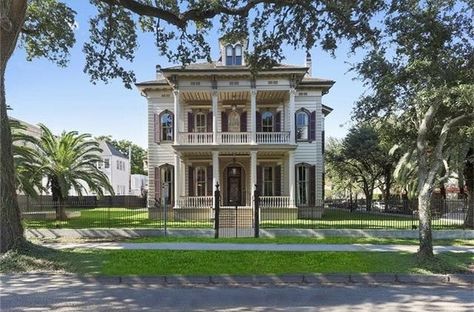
[296,110,309,141]
[262,111,274,132]
[234,44,242,65]
[160,111,173,141]
[226,45,234,65]
[195,167,207,196]
[195,112,207,133]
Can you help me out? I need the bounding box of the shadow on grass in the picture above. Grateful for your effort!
[0,241,103,274]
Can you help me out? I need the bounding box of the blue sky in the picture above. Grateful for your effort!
[6,1,364,148]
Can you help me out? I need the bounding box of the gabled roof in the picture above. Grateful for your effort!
[98,141,128,159]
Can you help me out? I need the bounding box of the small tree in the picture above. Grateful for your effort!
[30,125,114,220]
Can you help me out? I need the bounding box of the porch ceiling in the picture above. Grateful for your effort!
[180,90,289,105]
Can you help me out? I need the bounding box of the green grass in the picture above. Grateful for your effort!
[22,207,464,229]
[2,243,472,276]
[125,236,474,246]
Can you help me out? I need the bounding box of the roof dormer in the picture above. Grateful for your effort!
[219,36,248,66]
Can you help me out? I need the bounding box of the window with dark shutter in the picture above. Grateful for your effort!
[256,111,262,132]
[309,111,316,142]
[188,166,194,196]
[207,112,213,132]
[188,112,194,132]
[159,110,174,142]
[154,113,160,143]
[154,167,161,200]
[309,165,316,205]
[275,111,281,132]
[221,111,228,132]
[274,165,281,196]
[207,165,213,195]
[240,111,247,132]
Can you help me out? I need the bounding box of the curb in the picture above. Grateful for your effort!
[5,273,472,286]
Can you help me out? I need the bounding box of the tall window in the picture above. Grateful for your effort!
[228,111,240,132]
[263,167,274,196]
[234,44,242,65]
[297,165,309,205]
[195,112,207,132]
[162,166,173,204]
[196,167,207,196]
[296,110,309,141]
[104,158,110,169]
[161,112,173,141]
[226,45,234,65]
[262,111,274,132]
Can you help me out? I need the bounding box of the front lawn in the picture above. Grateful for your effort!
[1,243,472,276]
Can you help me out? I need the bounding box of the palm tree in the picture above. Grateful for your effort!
[30,125,114,220]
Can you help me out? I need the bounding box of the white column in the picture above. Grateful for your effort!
[288,88,296,144]
[174,153,181,208]
[250,150,257,207]
[173,89,180,144]
[212,91,218,144]
[288,150,295,208]
[250,89,257,144]
[212,150,219,209]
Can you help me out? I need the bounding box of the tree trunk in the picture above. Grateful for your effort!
[464,148,473,228]
[417,190,433,258]
[384,166,392,212]
[0,0,28,253]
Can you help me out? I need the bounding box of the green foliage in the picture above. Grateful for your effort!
[28,125,115,200]
[20,0,76,67]
[96,135,147,175]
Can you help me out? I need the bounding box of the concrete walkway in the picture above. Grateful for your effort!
[42,242,474,253]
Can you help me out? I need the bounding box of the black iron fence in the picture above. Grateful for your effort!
[19,193,472,231]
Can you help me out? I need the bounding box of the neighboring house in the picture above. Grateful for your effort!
[131,174,148,196]
[136,37,333,219]
[95,140,131,195]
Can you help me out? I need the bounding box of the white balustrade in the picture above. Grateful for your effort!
[178,196,213,208]
[178,132,213,144]
[217,132,252,144]
[259,196,292,208]
[256,132,290,144]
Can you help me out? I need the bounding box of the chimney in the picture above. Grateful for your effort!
[305,52,312,77]
[156,64,162,80]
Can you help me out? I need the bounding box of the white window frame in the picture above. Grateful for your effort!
[161,112,173,142]
[262,111,274,132]
[195,166,207,197]
[262,166,274,196]
[296,110,309,141]
[162,166,173,204]
[296,165,309,206]
[195,112,207,133]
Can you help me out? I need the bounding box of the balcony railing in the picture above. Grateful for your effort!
[256,132,291,144]
[178,196,213,208]
[176,132,292,145]
[178,132,213,144]
[260,196,292,208]
[217,132,252,144]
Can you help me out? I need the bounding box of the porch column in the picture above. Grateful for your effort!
[250,89,257,144]
[173,89,180,144]
[212,91,218,144]
[174,153,181,208]
[288,150,296,208]
[250,150,257,207]
[288,88,296,144]
[212,151,219,208]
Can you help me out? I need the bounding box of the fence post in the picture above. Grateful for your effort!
[254,185,260,238]
[214,182,220,239]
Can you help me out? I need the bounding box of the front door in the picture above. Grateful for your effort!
[227,166,241,205]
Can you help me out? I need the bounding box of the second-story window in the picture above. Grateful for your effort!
[161,112,173,141]
[104,158,110,169]
[195,112,207,133]
[296,110,309,141]
[262,111,274,132]
[226,44,243,65]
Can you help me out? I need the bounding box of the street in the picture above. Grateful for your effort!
[1,274,473,311]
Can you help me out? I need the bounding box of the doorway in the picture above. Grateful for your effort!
[226,166,242,205]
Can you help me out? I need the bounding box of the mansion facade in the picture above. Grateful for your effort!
[137,39,333,220]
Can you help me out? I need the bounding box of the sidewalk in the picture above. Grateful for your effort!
[42,242,474,253]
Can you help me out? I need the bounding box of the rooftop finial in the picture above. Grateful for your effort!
[305,52,312,77]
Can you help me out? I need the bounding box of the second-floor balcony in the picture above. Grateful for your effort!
[177,131,292,145]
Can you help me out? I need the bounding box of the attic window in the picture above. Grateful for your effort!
[298,92,308,96]
[229,81,239,86]
[268,80,278,85]
[190,81,201,86]
[225,44,243,65]
[161,93,171,97]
